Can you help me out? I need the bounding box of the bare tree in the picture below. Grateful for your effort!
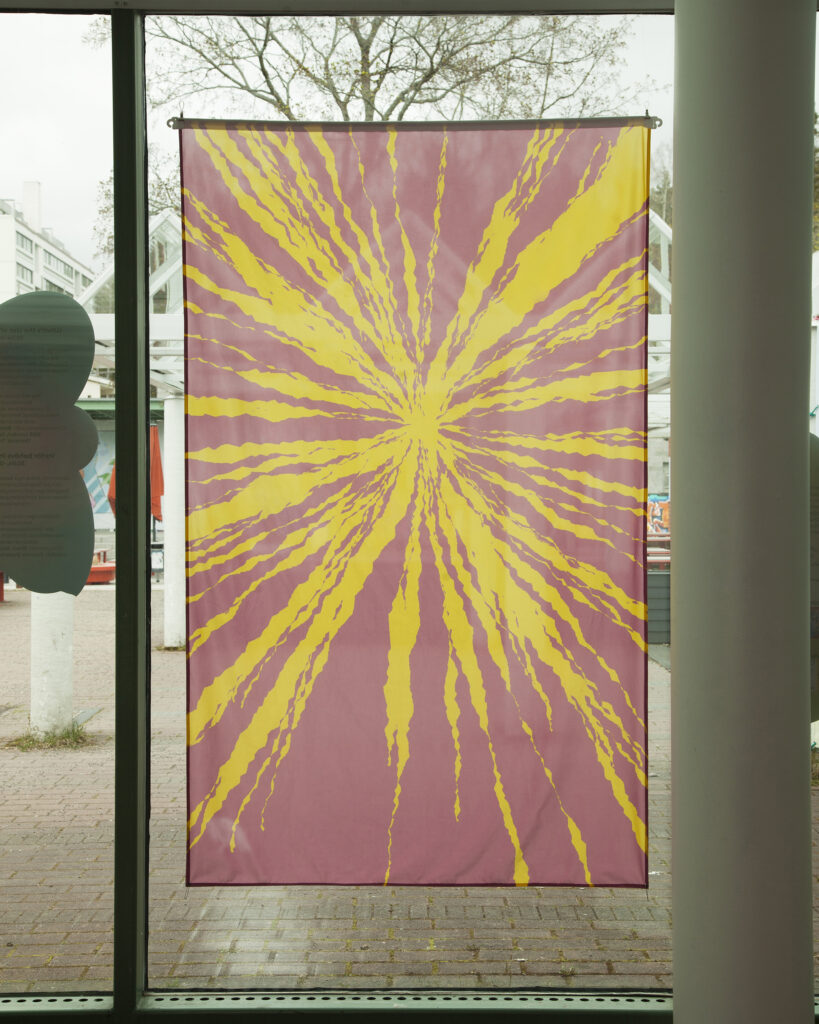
[86,15,653,258]
[83,14,647,122]
[92,146,181,261]
[650,140,673,227]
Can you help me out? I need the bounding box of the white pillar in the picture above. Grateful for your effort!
[163,395,186,649]
[672,2,815,1021]
[30,591,74,735]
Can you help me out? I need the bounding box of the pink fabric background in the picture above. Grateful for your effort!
[182,123,648,886]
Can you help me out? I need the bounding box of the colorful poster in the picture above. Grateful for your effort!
[181,120,649,886]
[648,494,670,535]
[83,428,115,518]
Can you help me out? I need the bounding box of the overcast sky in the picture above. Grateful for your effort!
[0,13,679,272]
[0,15,111,269]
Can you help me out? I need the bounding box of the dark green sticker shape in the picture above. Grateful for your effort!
[0,292,98,595]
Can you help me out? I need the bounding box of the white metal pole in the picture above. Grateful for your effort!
[163,395,186,648]
[30,591,74,735]
[672,1,815,1021]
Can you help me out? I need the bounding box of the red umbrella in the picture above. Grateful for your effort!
[107,425,164,520]
[150,424,164,521]
[106,463,115,515]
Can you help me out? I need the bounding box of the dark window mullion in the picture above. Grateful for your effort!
[112,10,151,1016]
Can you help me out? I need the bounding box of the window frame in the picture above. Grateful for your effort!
[0,3,811,1021]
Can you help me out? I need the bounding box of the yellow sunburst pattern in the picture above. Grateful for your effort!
[181,121,650,886]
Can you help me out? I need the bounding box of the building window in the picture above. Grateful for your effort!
[43,249,74,278]
[42,277,69,294]
[152,283,168,313]
[150,238,167,271]
[16,230,34,254]
[16,262,33,283]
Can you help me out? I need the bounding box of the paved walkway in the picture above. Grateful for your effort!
[0,585,798,993]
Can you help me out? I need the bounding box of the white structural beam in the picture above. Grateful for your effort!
[672,1,815,1021]
[90,312,184,392]
[647,313,671,433]
[30,591,74,736]
[648,265,672,308]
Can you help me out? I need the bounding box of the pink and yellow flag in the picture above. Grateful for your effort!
[181,120,650,887]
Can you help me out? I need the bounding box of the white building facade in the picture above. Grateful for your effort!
[0,181,94,305]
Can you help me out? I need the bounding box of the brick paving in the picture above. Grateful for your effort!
[0,584,804,993]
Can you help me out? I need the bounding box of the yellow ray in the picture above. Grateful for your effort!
[434,475,592,882]
[386,129,423,373]
[448,438,641,550]
[452,427,646,464]
[183,216,407,415]
[424,475,530,886]
[262,127,399,346]
[383,461,425,883]
[183,250,404,413]
[437,128,648,394]
[419,132,449,358]
[188,442,420,850]
[187,519,263,575]
[189,467,397,738]
[441,366,646,423]
[186,310,400,415]
[188,434,398,468]
[188,432,402,490]
[190,355,399,418]
[435,467,646,846]
[446,440,622,556]
[448,260,646,401]
[476,447,643,521]
[191,129,402,373]
[437,460,643,725]
[463,462,646,645]
[186,437,404,544]
[186,393,336,425]
[188,457,403,731]
[348,128,415,397]
[442,642,463,821]
[426,127,565,390]
[187,476,383,653]
[525,462,644,505]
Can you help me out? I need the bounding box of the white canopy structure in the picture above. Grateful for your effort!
[79,208,185,396]
[647,209,672,439]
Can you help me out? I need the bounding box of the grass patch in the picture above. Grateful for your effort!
[7,722,89,751]
[812,746,819,786]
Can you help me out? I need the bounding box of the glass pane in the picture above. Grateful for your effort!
[0,14,115,994]
[146,12,674,991]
